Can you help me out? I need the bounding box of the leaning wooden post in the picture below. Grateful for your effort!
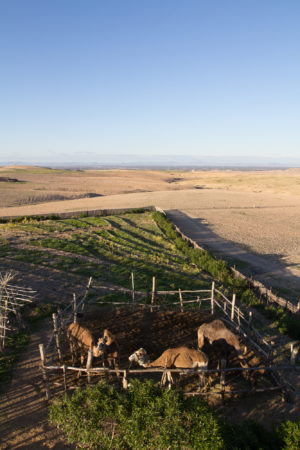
[290,344,298,366]
[39,343,50,400]
[248,311,253,330]
[62,364,67,392]
[131,272,135,311]
[197,296,202,310]
[220,359,226,403]
[237,307,241,329]
[52,313,62,363]
[86,349,93,384]
[150,277,156,312]
[122,369,129,389]
[73,293,77,323]
[179,289,184,313]
[231,294,236,321]
[210,282,215,315]
[81,276,92,313]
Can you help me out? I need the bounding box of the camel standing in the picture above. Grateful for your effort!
[197,319,247,367]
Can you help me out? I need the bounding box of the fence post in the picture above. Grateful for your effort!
[151,277,156,312]
[179,289,184,313]
[62,364,67,392]
[131,272,135,311]
[290,344,298,366]
[81,276,92,313]
[52,313,62,363]
[39,343,50,400]
[197,296,202,310]
[237,307,241,329]
[73,293,77,323]
[210,282,215,315]
[220,359,226,403]
[122,369,129,389]
[248,311,253,330]
[231,294,236,321]
[86,349,93,384]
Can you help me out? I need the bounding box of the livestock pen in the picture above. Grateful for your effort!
[39,277,299,402]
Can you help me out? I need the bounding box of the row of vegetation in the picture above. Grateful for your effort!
[50,379,300,450]
[152,211,300,340]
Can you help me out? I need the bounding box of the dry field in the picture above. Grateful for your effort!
[1,165,300,300]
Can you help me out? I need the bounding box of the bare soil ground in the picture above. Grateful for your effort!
[1,305,299,449]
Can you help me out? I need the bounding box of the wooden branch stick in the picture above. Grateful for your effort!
[150,277,155,312]
[52,313,62,363]
[86,349,93,384]
[179,289,184,313]
[211,282,215,315]
[231,294,236,321]
[131,272,135,311]
[72,293,77,323]
[39,344,50,400]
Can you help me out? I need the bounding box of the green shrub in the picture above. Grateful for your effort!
[49,379,224,449]
[277,420,300,449]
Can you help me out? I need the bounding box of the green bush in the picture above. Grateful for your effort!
[50,379,224,449]
[277,420,300,449]
[49,379,300,449]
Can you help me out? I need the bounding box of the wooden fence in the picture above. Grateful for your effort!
[0,272,35,350]
[39,277,298,401]
[156,207,300,315]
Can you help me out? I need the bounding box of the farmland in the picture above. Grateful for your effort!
[1,167,300,448]
[1,166,300,302]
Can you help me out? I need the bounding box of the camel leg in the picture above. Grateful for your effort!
[198,333,204,349]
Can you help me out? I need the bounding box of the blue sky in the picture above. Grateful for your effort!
[0,0,299,166]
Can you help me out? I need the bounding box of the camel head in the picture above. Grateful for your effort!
[128,348,149,367]
[93,335,108,357]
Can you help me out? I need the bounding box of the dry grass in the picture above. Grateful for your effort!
[0,166,300,209]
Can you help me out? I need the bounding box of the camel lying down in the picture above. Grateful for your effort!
[129,347,209,387]
[129,346,209,369]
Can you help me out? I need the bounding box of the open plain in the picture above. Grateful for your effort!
[1,167,300,448]
[1,166,300,302]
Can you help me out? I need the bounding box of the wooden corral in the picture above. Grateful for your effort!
[39,279,298,402]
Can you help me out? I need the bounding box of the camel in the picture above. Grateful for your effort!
[96,329,120,376]
[67,322,102,364]
[197,319,247,367]
[129,346,209,387]
[129,346,209,369]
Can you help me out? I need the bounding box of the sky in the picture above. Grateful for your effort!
[0,0,299,167]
